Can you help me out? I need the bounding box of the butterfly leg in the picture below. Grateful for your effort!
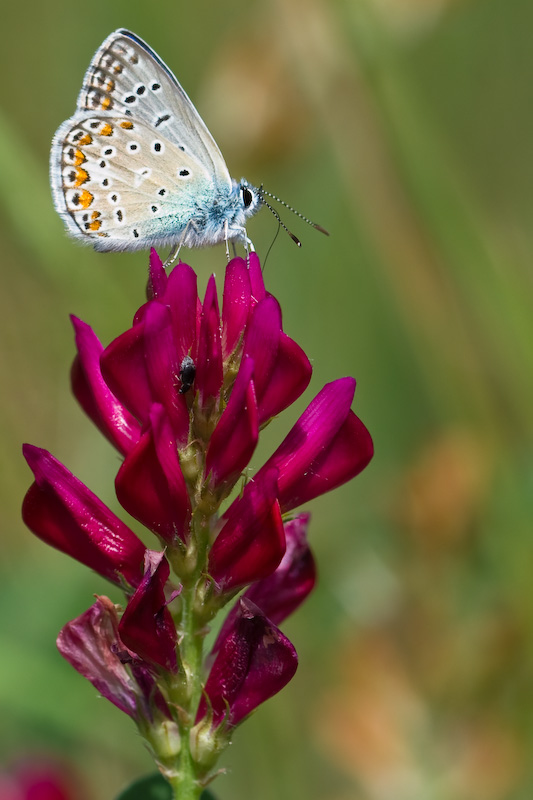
[163,221,194,268]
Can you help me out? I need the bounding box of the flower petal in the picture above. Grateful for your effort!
[208,469,285,592]
[212,513,315,653]
[57,597,139,718]
[119,550,178,672]
[221,257,251,359]
[115,404,191,545]
[196,276,223,406]
[248,252,266,304]
[22,445,145,588]
[70,316,141,456]
[101,323,152,424]
[147,248,168,299]
[205,355,258,489]
[256,332,312,425]
[163,262,199,363]
[257,377,373,511]
[198,598,298,727]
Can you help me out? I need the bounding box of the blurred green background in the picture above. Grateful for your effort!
[2,0,533,797]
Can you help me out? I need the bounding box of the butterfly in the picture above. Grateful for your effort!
[50,29,327,263]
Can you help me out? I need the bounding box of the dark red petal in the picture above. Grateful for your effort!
[57,597,139,718]
[196,276,223,406]
[70,316,140,456]
[205,356,258,488]
[208,469,285,592]
[198,598,298,727]
[22,445,145,588]
[119,551,178,672]
[115,404,191,545]
[213,513,315,653]
[222,257,251,358]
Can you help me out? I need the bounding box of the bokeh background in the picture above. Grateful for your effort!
[2,0,533,797]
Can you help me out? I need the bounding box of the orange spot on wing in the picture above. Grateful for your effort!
[73,149,86,166]
[120,120,134,129]
[78,133,93,146]
[100,123,113,136]
[79,190,94,209]
[101,96,112,110]
[74,168,89,187]
[89,210,102,231]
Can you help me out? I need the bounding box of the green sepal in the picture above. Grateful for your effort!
[115,772,217,800]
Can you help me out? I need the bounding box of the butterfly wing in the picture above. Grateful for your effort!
[50,113,219,251]
[76,29,232,191]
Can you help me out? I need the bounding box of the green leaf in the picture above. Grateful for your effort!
[115,773,217,800]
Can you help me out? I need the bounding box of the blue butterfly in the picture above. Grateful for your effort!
[50,29,326,262]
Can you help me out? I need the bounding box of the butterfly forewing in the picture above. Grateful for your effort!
[76,30,232,190]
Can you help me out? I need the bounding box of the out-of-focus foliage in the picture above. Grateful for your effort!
[1,0,532,798]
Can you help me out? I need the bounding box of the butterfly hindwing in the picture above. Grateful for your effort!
[51,113,216,251]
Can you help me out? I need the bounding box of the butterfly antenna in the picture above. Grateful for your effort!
[261,198,302,247]
[260,188,329,237]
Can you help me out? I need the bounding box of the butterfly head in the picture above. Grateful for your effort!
[238,179,263,220]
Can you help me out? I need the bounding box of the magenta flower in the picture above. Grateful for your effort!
[196,599,298,730]
[22,250,373,796]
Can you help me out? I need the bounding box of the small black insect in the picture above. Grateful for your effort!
[178,355,196,394]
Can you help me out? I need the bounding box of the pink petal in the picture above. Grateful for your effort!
[257,377,372,511]
[222,257,251,358]
[164,262,199,362]
[213,513,315,653]
[256,332,312,425]
[101,323,152,425]
[208,469,285,592]
[70,316,140,456]
[196,276,223,406]
[243,297,281,404]
[115,404,191,545]
[205,356,258,489]
[198,598,298,727]
[147,248,168,299]
[248,252,266,304]
[22,445,145,588]
[119,551,178,672]
[142,302,189,445]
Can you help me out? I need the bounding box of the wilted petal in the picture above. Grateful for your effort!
[57,597,139,718]
[115,404,191,545]
[70,317,141,456]
[208,469,285,592]
[257,377,373,512]
[205,356,258,488]
[22,445,145,588]
[119,551,178,672]
[196,276,223,406]
[221,257,251,359]
[213,513,315,653]
[198,598,298,727]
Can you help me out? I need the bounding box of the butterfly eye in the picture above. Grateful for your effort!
[242,187,253,209]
